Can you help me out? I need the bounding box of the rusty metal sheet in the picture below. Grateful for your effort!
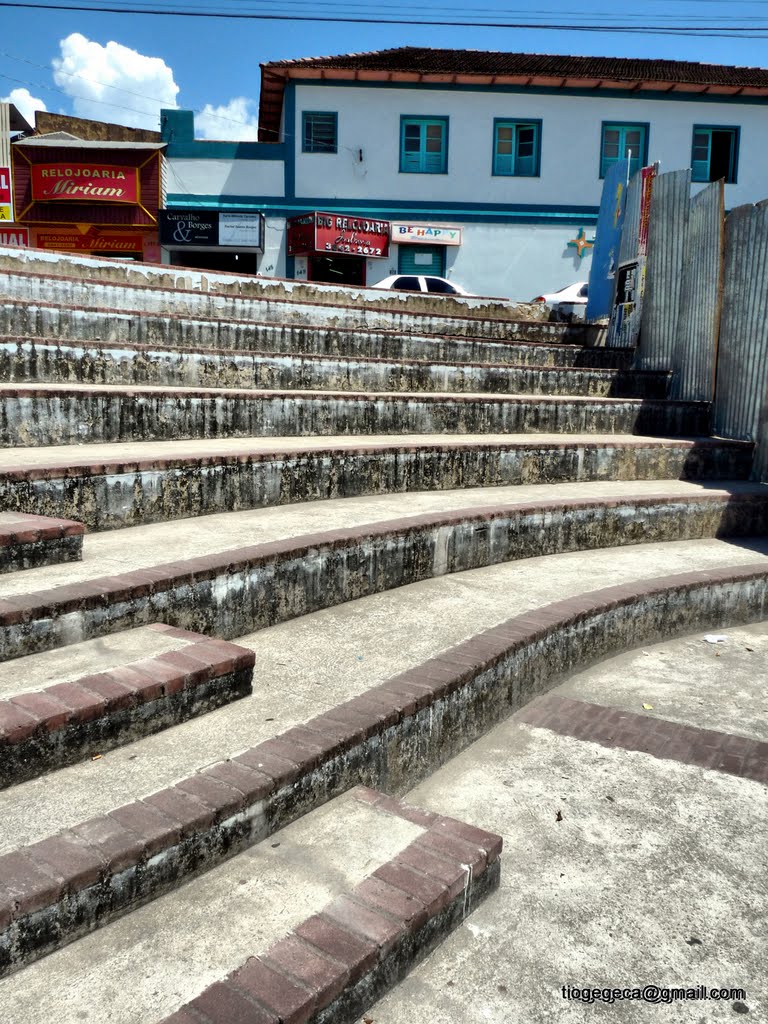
[673,180,724,401]
[713,199,768,447]
[635,169,690,373]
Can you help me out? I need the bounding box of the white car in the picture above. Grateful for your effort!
[532,281,588,319]
[371,274,474,296]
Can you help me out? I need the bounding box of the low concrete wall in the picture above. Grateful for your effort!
[0,267,605,343]
[0,438,754,531]
[1,492,766,661]
[0,339,670,399]
[0,300,616,365]
[0,386,709,448]
[0,245,538,322]
[1,562,764,977]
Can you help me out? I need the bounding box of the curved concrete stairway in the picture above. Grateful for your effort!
[0,252,765,1024]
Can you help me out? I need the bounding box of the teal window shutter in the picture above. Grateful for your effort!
[400,117,448,174]
[493,120,541,176]
[691,126,739,183]
[302,112,338,153]
[600,123,648,178]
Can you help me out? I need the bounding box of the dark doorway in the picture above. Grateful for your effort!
[309,253,366,286]
[170,250,259,274]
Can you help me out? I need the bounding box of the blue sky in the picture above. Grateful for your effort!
[1,1,767,139]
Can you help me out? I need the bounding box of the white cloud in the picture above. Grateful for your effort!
[52,32,179,130]
[195,97,259,141]
[2,87,47,125]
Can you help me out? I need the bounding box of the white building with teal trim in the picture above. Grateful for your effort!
[161,48,768,300]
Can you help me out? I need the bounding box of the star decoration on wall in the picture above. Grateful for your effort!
[567,227,596,258]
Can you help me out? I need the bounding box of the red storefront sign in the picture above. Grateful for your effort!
[287,212,389,258]
[31,163,139,204]
[0,226,29,247]
[35,228,144,253]
[0,167,11,205]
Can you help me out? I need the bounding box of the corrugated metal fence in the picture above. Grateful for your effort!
[632,173,767,479]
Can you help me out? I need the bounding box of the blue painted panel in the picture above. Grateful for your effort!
[586,159,629,320]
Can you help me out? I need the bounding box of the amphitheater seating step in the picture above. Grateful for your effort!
[0,382,711,447]
[0,511,83,574]
[0,785,501,1019]
[0,299,623,366]
[0,623,255,787]
[0,335,671,398]
[0,433,752,531]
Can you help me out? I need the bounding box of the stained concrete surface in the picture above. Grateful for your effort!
[0,478,761,601]
[3,536,767,852]
[364,625,768,1024]
[0,625,187,699]
[0,790,424,1024]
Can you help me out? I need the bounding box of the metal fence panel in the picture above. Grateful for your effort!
[713,199,768,445]
[635,169,690,372]
[673,180,724,401]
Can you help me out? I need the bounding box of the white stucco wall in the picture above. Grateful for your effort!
[292,83,768,210]
[166,157,284,198]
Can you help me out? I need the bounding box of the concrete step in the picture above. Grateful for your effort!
[0,266,589,342]
[0,299,626,366]
[365,623,767,1024]
[0,544,764,985]
[0,245,570,334]
[0,382,710,447]
[0,434,752,532]
[0,480,766,661]
[0,336,670,399]
[4,533,762,855]
[0,512,83,574]
[0,786,501,1022]
[0,623,254,787]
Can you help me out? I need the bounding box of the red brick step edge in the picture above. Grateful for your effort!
[0,512,84,574]
[0,623,255,787]
[162,787,502,1024]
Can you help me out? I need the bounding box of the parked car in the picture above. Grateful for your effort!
[532,281,588,320]
[371,274,474,296]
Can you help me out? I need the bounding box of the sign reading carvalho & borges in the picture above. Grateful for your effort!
[31,163,139,204]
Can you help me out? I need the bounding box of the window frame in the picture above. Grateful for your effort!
[301,111,338,154]
[599,121,650,180]
[399,115,449,175]
[690,124,740,184]
[492,118,542,178]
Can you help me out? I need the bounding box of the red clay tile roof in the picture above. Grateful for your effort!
[262,46,768,87]
[258,46,768,140]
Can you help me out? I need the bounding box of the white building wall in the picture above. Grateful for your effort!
[293,83,767,209]
[166,157,284,198]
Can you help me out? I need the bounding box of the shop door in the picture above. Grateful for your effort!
[397,244,445,276]
[309,253,366,286]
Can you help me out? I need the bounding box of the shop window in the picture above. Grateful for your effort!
[691,126,739,183]
[400,117,448,174]
[493,119,541,177]
[302,112,338,153]
[600,122,648,178]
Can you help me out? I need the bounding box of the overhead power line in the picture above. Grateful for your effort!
[1,0,768,36]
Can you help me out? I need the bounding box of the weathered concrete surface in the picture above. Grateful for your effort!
[0,790,424,1024]
[0,245,543,322]
[0,382,709,447]
[3,535,766,853]
[0,337,669,398]
[0,266,551,339]
[0,479,760,601]
[0,433,752,531]
[366,624,768,1024]
[0,301,624,366]
[0,624,185,699]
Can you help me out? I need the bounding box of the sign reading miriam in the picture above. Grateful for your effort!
[31,163,139,204]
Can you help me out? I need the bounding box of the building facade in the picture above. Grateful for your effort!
[160,49,768,298]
